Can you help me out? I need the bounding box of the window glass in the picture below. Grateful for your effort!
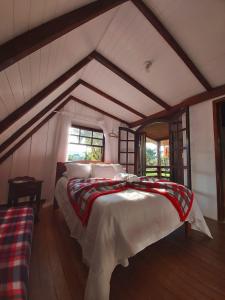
[93,132,103,139]
[67,126,104,161]
[80,129,92,137]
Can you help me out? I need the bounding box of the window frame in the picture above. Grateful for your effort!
[68,125,105,161]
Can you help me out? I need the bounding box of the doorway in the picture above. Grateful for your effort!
[213,99,225,222]
[142,122,170,180]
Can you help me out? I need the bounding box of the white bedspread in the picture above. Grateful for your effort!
[55,177,212,300]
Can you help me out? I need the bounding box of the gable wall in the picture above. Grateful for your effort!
[0,101,123,205]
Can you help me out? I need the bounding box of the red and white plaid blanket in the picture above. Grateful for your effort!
[67,177,194,226]
[0,207,34,300]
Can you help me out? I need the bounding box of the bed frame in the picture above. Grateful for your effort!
[54,161,191,236]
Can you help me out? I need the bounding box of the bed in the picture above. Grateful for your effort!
[54,161,212,300]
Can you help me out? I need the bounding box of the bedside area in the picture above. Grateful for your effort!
[8,176,43,222]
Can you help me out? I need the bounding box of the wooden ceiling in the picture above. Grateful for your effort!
[141,122,169,141]
[1,0,225,163]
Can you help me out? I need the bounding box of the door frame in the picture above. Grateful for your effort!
[213,97,225,222]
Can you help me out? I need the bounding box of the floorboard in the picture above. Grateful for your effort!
[29,207,225,300]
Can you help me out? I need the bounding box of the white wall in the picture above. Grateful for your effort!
[190,100,217,220]
[0,115,58,205]
[0,101,124,205]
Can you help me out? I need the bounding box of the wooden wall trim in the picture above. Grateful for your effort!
[70,95,129,125]
[0,82,80,154]
[0,0,128,72]
[130,83,225,127]
[0,54,93,135]
[90,51,171,110]
[0,97,71,164]
[78,79,146,118]
[131,0,212,91]
[213,97,225,221]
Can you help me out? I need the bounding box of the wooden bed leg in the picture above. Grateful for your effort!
[185,221,191,238]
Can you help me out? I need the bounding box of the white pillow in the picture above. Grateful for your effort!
[66,163,91,179]
[91,164,116,179]
[114,173,139,182]
[111,164,125,173]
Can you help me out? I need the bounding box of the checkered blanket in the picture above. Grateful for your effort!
[0,207,34,300]
[67,177,194,226]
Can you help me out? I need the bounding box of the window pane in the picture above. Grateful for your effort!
[93,131,103,139]
[80,137,91,145]
[92,139,103,146]
[80,129,92,137]
[86,146,102,161]
[67,144,87,161]
[146,138,157,166]
[68,135,79,143]
[69,127,79,135]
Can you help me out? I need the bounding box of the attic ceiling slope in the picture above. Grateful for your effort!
[0,82,81,154]
[91,51,171,110]
[130,83,225,128]
[131,0,212,90]
[0,97,71,165]
[0,53,93,134]
[70,96,129,125]
[0,0,128,71]
[78,79,146,118]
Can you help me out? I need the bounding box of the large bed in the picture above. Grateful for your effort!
[54,162,212,300]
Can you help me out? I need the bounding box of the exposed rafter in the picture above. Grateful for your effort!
[0,97,71,164]
[130,83,225,127]
[0,82,80,154]
[0,93,130,164]
[0,54,93,134]
[0,0,128,71]
[78,79,146,118]
[70,95,129,125]
[90,51,171,110]
[131,0,212,91]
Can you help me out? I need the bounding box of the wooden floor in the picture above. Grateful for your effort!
[29,206,225,300]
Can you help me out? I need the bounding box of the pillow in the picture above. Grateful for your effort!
[114,173,139,182]
[91,164,117,179]
[66,163,91,179]
[111,164,125,173]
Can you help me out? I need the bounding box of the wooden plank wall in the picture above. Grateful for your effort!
[0,115,58,204]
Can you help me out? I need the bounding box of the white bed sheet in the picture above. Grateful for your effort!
[55,177,212,300]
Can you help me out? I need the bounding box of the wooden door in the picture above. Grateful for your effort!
[118,127,136,174]
[136,132,146,176]
[169,107,191,188]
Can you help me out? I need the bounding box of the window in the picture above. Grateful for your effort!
[67,125,104,161]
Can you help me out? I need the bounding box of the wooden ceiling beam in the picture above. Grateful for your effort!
[90,51,171,110]
[0,97,71,164]
[70,95,129,125]
[131,0,212,91]
[0,0,128,71]
[0,54,93,134]
[130,83,225,128]
[78,79,146,118]
[0,82,80,154]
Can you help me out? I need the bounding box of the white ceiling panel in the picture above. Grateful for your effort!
[97,1,205,105]
[82,60,163,115]
[0,9,117,121]
[144,0,225,87]
[0,71,83,145]
[0,0,96,45]
[72,84,140,123]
